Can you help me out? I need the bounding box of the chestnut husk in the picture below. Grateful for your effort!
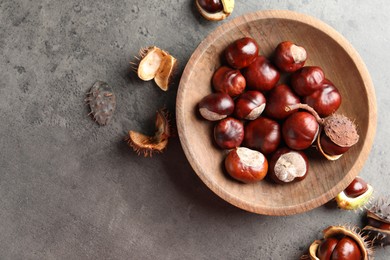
[302,225,373,260]
[362,197,390,247]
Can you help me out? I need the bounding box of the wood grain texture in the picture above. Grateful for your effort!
[176,10,377,216]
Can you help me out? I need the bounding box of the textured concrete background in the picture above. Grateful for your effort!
[0,0,389,259]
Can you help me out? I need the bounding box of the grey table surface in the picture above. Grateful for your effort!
[0,0,389,259]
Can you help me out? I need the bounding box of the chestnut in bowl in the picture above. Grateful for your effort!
[264,84,300,120]
[224,37,259,69]
[234,90,266,120]
[273,41,307,72]
[290,66,325,96]
[243,117,281,154]
[214,117,244,149]
[212,66,246,97]
[242,55,280,92]
[198,92,235,121]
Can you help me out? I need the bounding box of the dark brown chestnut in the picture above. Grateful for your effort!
[290,66,325,96]
[273,41,307,72]
[224,37,259,69]
[214,117,244,149]
[234,90,266,120]
[269,147,308,184]
[198,92,235,121]
[242,56,280,92]
[264,84,300,120]
[282,111,319,150]
[224,147,268,183]
[303,79,342,117]
[344,176,369,198]
[243,117,281,154]
[212,66,246,97]
[197,0,223,13]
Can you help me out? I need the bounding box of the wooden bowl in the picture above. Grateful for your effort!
[176,10,377,216]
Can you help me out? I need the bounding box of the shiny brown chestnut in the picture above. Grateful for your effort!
[290,66,325,96]
[224,37,259,69]
[195,0,234,21]
[273,41,307,72]
[198,92,235,121]
[234,90,266,120]
[243,117,281,154]
[212,66,246,97]
[197,0,223,13]
[214,117,244,149]
[264,84,300,120]
[282,111,319,150]
[344,177,369,198]
[242,56,280,92]
[224,147,268,183]
[269,147,308,184]
[303,79,342,117]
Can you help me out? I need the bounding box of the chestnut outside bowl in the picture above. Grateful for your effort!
[176,10,377,216]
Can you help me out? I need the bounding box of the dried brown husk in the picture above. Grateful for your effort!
[133,46,177,91]
[125,109,171,157]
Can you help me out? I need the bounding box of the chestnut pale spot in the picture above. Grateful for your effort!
[245,103,265,120]
[199,108,227,121]
[291,44,307,63]
[236,147,265,168]
[274,152,307,182]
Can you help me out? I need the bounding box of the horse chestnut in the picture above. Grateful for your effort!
[214,117,244,149]
[198,92,235,121]
[290,66,325,96]
[264,84,300,120]
[269,147,309,184]
[242,56,280,92]
[224,37,259,69]
[303,79,342,117]
[197,0,223,13]
[225,147,268,183]
[212,66,246,97]
[282,112,319,150]
[234,90,266,120]
[344,177,369,198]
[244,117,281,154]
[273,41,307,72]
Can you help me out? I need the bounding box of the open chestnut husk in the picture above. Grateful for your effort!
[269,147,308,184]
[286,103,359,160]
[303,225,373,260]
[335,176,373,210]
[362,197,390,247]
[133,46,177,91]
[125,109,171,157]
[195,0,234,21]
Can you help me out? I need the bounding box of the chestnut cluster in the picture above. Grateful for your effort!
[198,37,358,184]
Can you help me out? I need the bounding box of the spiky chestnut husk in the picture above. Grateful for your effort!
[131,46,177,91]
[125,109,171,157]
[362,197,390,247]
[286,104,359,161]
[85,81,116,126]
[302,225,374,260]
[195,0,234,21]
